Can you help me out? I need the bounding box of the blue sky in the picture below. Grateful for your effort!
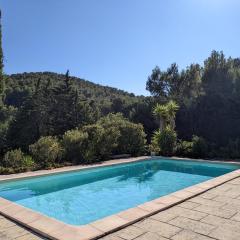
[0,0,240,95]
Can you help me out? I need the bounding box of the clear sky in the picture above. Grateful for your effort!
[0,0,239,95]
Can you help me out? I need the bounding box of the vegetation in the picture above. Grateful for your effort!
[153,100,179,131]
[62,129,89,164]
[0,10,4,105]
[147,52,240,160]
[1,111,146,173]
[1,149,35,174]
[79,123,118,163]
[0,10,240,174]
[29,136,63,168]
[62,113,146,164]
[151,101,178,156]
[176,136,208,159]
[98,113,146,156]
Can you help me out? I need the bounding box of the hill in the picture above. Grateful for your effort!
[2,72,156,148]
[4,72,143,108]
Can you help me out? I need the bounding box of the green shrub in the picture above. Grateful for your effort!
[176,140,193,157]
[175,136,208,158]
[118,122,146,156]
[98,113,146,156]
[0,167,16,174]
[29,136,62,168]
[82,124,120,162]
[1,149,35,172]
[62,129,88,163]
[191,135,208,158]
[22,155,36,168]
[150,130,161,154]
[62,124,120,163]
[151,126,177,156]
[2,148,25,168]
[61,113,146,163]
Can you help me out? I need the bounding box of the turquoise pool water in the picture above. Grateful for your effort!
[0,158,238,225]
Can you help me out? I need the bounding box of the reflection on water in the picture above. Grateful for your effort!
[0,159,238,201]
[0,159,238,225]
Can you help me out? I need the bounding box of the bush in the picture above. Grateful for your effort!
[151,126,177,156]
[22,155,35,168]
[62,129,88,163]
[221,138,240,159]
[150,130,161,154]
[1,149,35,171]
[61,113,146,163]
[118,122,146,156]
[29,136,62,168]
[98,113,146,156]
[2,148,25,168]
[82,124,120,162]
[191,135,208,158]
[62,124,120,163]
[23,114,147,167]
[176,140,193,157]
[175,136,208,158]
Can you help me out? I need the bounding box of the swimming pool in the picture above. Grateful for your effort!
[0,158,239,225]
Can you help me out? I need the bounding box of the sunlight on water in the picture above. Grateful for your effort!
[0,158,238,225]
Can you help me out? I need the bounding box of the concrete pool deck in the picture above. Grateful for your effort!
[0,157,240,240]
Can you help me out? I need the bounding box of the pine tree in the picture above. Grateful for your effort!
[6,79,51,150]
[49,70,78,135]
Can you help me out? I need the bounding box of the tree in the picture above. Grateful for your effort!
[153,103,168,131]
[0,105,16,154]
[146,64,202,105]
[153,100,179,131]
[186,51,240,146]
[128,97,158,142]
[0,10,4,105]
[48,70,77,135]
[202,51,232,96]
[167,100,179,129]
[6,78,50,150]
[151,101,179,156]
[48,70,96,135]
[179,64,202,106]
[146,64,179,101]
[0,11,17,155]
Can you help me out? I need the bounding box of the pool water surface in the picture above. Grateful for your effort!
[0,158,238,225]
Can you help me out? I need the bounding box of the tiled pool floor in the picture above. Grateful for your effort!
[1,176,240,240]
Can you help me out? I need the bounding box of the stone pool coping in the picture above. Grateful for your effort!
[0,156,240,240]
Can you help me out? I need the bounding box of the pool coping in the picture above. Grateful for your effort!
[0,156,240,240]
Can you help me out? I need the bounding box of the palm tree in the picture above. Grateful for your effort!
[153,100,179,131]
[166,100,179,129]
[153,103,168,131]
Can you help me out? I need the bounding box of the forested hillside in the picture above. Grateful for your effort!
[1,71,156,151]
[2,50,240,162]
[5,72,142,108]
[1,7,240,174]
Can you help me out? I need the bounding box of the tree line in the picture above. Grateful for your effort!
[1,8,240,174]
[147,52,240,159]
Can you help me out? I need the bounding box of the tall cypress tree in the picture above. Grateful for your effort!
[0,10,4,104]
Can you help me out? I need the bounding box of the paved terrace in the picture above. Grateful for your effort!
[1,176,240,240]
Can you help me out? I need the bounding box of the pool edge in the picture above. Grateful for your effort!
[0,156,151,183]
[1,157,240,240]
